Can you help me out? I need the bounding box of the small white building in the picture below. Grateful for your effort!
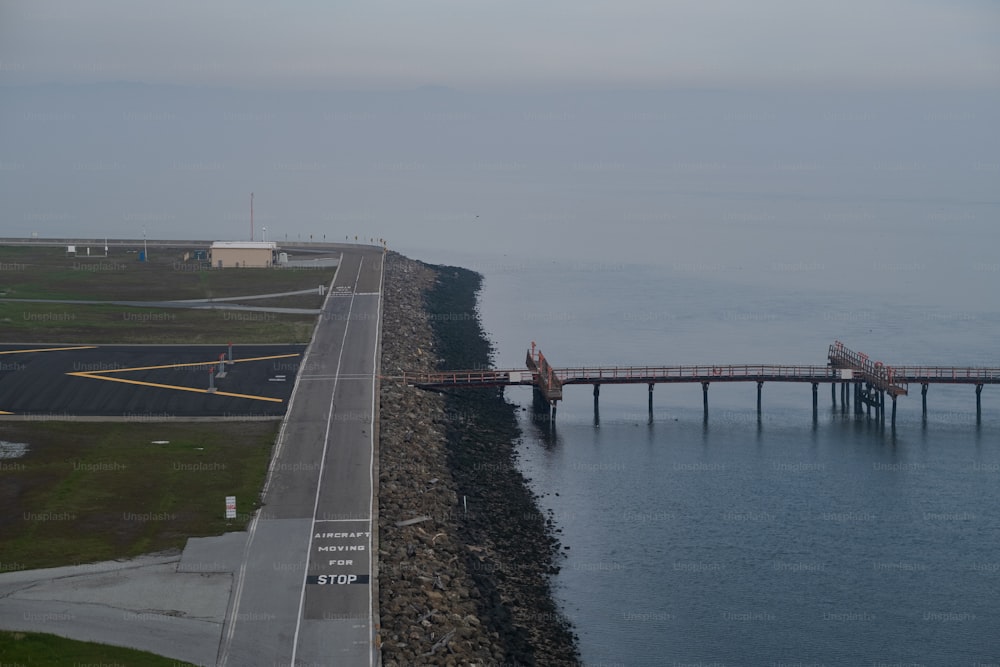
[209,241,278,268]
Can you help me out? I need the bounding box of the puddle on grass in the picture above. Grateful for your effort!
[0,441,29,459]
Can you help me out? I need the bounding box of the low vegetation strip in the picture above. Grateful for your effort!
[0,244,333,343]
[0,302,318,344]
[0,630,179,666]
[0,244,336,302]
[0,421,277,569]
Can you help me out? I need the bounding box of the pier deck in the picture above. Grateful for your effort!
[397,341,995,428]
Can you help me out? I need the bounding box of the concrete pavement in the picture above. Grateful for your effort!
[0,553,232,666]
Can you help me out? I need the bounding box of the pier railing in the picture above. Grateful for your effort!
[555,364,838,383]
[401,369,534,387]
[828,341,909,395]
[889,367,1000,383]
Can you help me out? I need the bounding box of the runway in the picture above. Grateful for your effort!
[218,247,383,666]
[0,343,305,417]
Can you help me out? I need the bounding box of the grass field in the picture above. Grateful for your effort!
[0,630,179,666]
[0,245,336,301]
[0,420,278,570]
[0,301,318,344]
[0,244,335,343]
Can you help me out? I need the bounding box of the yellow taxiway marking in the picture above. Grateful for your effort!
[90,353,300,374]
[64,352,300,403]
[0,410,13,415]
[0,345,98,355]
[67,372,285,403]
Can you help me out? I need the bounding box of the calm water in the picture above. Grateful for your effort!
[424,250,1000,666]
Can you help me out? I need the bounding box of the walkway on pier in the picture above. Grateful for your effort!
[399,340,996,428]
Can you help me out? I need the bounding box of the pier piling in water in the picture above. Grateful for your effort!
[647,383,654,424]
[593,384,600,427]
[702,382,709,421]
[976,384,983,423]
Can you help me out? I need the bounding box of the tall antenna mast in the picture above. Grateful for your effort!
[250,192,254,241]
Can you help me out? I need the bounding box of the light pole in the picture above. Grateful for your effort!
[262,226,267,242]
[143,229,148,261]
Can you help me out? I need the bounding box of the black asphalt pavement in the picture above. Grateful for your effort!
[0,344,305,417]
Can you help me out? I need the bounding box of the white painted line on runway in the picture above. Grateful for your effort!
[218,265,342,667]
[290,256,364,666]
[314,518,371,523]
[367,252,384,667]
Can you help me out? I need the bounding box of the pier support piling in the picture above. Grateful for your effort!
[976,384,983,423]
[756,381,763,416]
[702,382,709,422]
[891,395,897,429]
[812,383,818,420]
[921,384,928,417]
[593,384,600,427]
[648,383,654,425]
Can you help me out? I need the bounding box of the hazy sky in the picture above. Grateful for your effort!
[2,0,998,91]
[1,1,998,276]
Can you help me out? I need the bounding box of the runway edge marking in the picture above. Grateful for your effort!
[216,285,338,665]
[290,254,365,665]
[369,251,385,666]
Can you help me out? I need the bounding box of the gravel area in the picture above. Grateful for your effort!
[377,253,580,666]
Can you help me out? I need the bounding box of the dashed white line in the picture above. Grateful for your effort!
[218,258,344,666]
[289,256,364,665]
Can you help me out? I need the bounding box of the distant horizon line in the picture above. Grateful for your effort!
[2,79,997,96]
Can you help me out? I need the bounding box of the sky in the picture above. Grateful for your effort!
[2,0,998,91]
[0,1,998,271]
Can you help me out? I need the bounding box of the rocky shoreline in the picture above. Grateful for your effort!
[378,253,580,666]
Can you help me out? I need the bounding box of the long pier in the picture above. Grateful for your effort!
[399,341,998,428]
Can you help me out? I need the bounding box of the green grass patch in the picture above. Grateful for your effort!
[0,302,318,344]
[0,244,333,343]
[0,244,335,301]
[0,420,278,570]
[0,630,178,666]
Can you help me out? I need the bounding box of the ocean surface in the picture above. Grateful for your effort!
[418,246,1000,667]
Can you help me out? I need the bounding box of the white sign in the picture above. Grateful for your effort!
[841,369,854,380]
[225,495,236,519]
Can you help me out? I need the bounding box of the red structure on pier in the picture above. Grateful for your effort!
[397,340,997,428]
